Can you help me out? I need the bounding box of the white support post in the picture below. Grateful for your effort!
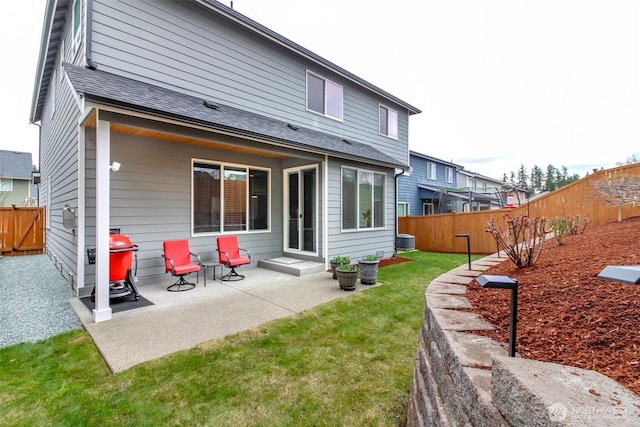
[93,113,112,322]
[322,156,329,270]
[76,124,86,293]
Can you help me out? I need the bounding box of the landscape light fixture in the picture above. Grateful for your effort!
[597,265,640,285]
[476,274,519,357]
[455,233,471,270]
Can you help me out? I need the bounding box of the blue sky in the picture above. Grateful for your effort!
[3,0,638,178]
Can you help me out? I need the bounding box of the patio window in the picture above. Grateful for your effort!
[379,104,398,139]
[306,71,343,120]
[342,167,385,230]
[192,161,269,234]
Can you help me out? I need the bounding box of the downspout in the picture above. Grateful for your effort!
[33,122,42,206]
[394,169,405,259]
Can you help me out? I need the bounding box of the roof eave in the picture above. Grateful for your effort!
[30,0,70,124]
[83,94,405,171]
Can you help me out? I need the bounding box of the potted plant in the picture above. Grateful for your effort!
[358,254,380,285]
[335,262,359,291]
[330,255,349,279]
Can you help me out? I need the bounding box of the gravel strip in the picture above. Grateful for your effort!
[0,254,82,349]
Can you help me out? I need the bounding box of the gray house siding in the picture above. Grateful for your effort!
[81,124,332,289]
[39,34,83,288]
[32,0,418,309]
[326,159,396,263]
[34,0,90,289]
[89,0,410,165]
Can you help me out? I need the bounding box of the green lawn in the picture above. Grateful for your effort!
[0,251,478,426]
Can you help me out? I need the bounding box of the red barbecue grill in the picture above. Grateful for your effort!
[89,233,140,302]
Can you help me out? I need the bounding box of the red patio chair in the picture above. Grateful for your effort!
[162,240,202,291]
[216,236,251,281]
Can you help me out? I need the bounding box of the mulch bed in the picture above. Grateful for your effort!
[379,256,413,268]
[464,216,640,396]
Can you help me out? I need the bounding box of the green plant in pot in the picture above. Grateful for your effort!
[335,262,359,291]
[330,255,350,279]
[358,254,380,285]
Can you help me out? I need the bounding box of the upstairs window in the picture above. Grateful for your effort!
[51,70,56,118]
[306,71,343,120]
[379,105,398,139]
[73,0,82,49]
[445,167,454,183]
[0,178,13,192]
[426,162,436,180]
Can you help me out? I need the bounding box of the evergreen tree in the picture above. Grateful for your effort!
[516,164,529,193]
[530,165,544,194]
[544,164,557,192]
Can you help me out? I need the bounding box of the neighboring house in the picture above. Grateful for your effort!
[0,150,39,207]
[30,0,420,321]
[398,150,529,214]
[397,151,463,215]
[454,169,527,212]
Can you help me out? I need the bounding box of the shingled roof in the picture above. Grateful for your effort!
[65,64,407,169]
[0,150,33,179]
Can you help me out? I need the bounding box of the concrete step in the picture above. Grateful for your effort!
[258,257,326,277]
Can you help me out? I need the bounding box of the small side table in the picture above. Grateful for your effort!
[201,263,222,287]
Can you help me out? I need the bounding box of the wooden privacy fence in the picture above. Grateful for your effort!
[0,206,45,256]
[399,163,640,254]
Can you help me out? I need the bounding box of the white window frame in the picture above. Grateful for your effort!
[423,202,434,215]
[445,167,454,183]
[427,162,436,180]
[379,104,398,139]
[397,202,409,217]
[191,159,271,235]
[341,166,386,231]
[0,178,13,192]
[306,70,343,121]
[50,70,56,118]
[59,40,65,80]
[72,0,82,53]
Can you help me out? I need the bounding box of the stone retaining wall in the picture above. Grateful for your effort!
[406,256,640,427]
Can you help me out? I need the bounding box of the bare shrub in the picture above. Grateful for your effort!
[486,214,547,268]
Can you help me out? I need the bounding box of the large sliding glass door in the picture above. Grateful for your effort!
[284,166,317,254]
